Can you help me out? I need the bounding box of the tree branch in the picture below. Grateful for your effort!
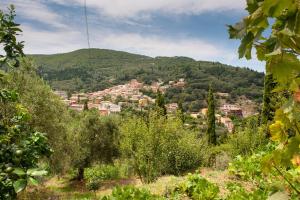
[273,164,300,195]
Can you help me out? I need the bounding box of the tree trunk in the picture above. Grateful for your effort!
[77,167,84,181]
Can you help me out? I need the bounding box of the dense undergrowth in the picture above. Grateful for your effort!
[2,0,300,199]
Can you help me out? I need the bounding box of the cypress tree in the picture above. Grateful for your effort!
[83,99,89,111]
[155,90,167,116]
[177,100,185,123]
[206,85,217,145]
[261,74,277,125]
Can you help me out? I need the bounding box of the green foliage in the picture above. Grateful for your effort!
[206,85,216,145]
[86,179,101,192]
[228,153,264,181]
[228,145,300,198]
[229,1,300,195]
[84,165,120,183]
[225,182,268,200]
[102,185,163,200]
[155,90,167,115]
[176,100,185,123]
[0,5,24,68]
[172,173,219,200]
[0,6,51,199]
[70,111,120,180]
[225,117,268,157]
[261,74,277,125]
[120,111,208,183]
[5,60,73,174]
[31,49,264,111]
[169,133,208,174]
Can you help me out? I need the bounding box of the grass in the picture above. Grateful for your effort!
[18,168,255,200]
[141,175,186,195]
[18,176,96,200]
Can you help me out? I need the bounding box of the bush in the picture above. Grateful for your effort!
[228,144,275,182]
[225,182,268,200]
[86,179,101,192]
[164,132,209,175]
[227,145,300,198]
[228,154,263,181]
[226,123,267,157]
[114,160,135,178]
[172,173,219,200]
[215,152,232,170]
[120,112,208,182]
[204,116,267,169]
[102,186,164,200]
[85,165,120,183]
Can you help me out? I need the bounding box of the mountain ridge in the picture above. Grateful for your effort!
[30,48,264,112]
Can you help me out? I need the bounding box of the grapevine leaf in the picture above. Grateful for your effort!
[228,21,246,39]
[291,154,300,167]
[27,168,48,176]
[290,80,299,92]
[263,0,294,17]
[255,45,266,61]
[13,179,27,193]
[238,32,254,59]
[265,47,282,57]
[246,0,260,13]
[269,120,286,142]
[266,53,300,84]
[28,177,39,186]
[13,168,26,176]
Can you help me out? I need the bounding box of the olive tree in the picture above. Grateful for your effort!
[70,110,120,180]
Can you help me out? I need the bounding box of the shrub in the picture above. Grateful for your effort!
[102,185,164,200]
[215,152,232,170]
[200,143,232,168]
[86,179,101,192]
[85,165,120,183]
[228,153,264,181]
[172,173,219,200]
[228,144,275,182]
[227,118,267,157]
[120,112,207,183]
[114,160,135,178]
[164,132,209,175]
[228,145,300,199]
[225,182,268,200]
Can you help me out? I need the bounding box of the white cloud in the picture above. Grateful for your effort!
[93,32,227,61]
[53,0,246,18]
[1,0,66,28]
[1,0,264,71]
[19,23,233,64]
[19,24,85,54]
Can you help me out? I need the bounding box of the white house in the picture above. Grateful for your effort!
[99,101,121,114]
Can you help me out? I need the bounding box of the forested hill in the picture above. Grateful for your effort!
[30,48,264,109]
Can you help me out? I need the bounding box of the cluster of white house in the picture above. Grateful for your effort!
[55,80,143,115]
[54,79,186,116]
[54,79,250,132]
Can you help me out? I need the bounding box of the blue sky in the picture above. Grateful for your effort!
[1,0,265,71]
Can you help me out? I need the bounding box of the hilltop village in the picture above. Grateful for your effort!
[54,79,258,133]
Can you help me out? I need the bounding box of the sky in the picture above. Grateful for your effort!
[1,0,265,72]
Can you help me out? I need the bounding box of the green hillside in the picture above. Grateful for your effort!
[30,48,264,111]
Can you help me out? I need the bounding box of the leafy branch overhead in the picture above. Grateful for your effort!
[0,5,51,199]
[229,0,300,194]
[228,0,300,83]
[0,5,24,68]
